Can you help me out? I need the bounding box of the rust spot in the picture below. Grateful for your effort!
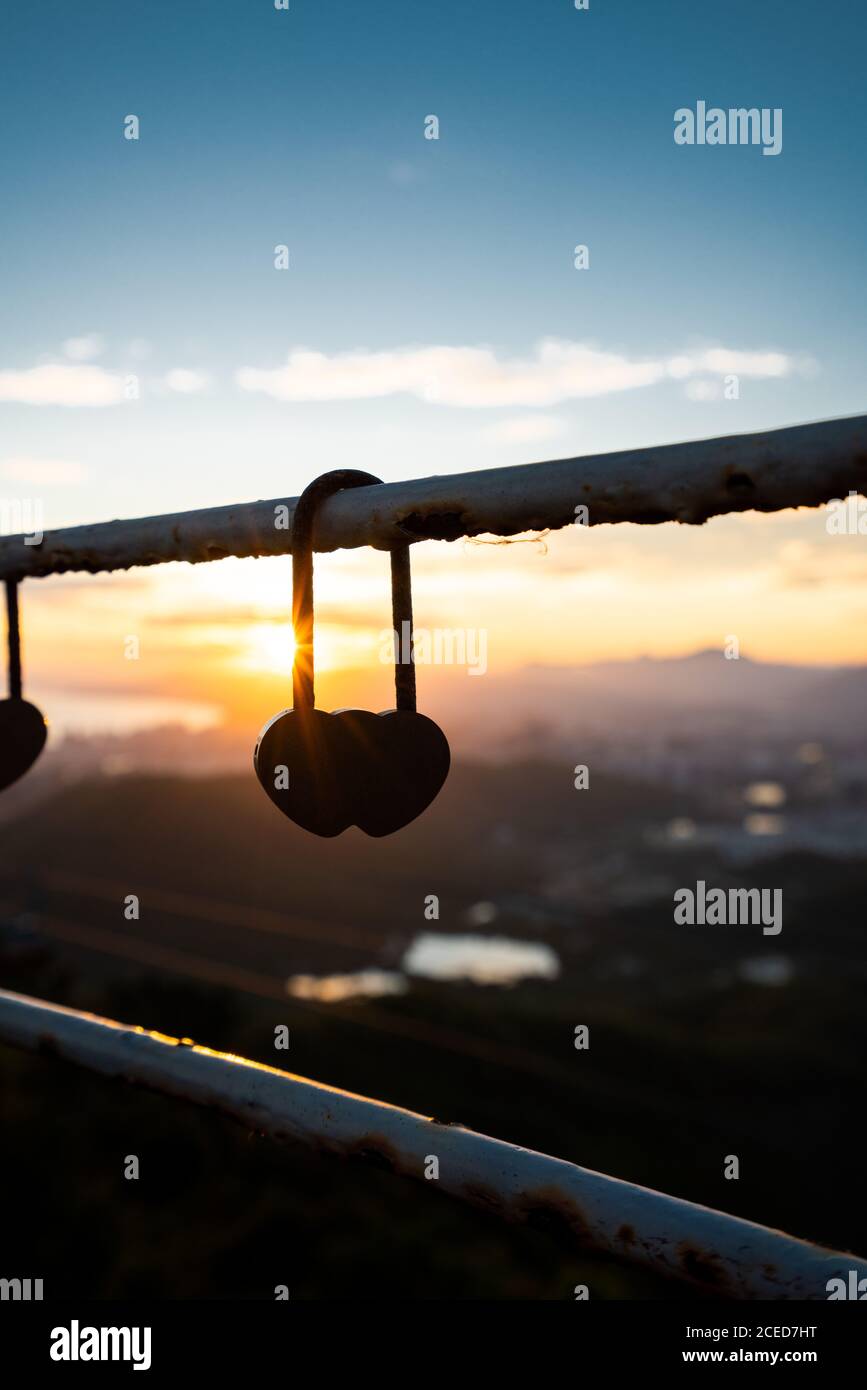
[462,1182,505,1214]
[349,1135,401,1173]
[398,510,467,542]
[516,1185,592,1246]
[725,471,756,494]
[678,1241,729,1290]
[617,1223,636,1245]
[36,1032,59,1059]
[625,507,675,525]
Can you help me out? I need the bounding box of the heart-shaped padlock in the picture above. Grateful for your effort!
[0,578,47,792]
[254,470,450,836]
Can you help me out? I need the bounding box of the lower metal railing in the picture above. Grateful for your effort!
[0,987,863,1299]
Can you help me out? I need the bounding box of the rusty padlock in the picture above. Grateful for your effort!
[254,470,450,836]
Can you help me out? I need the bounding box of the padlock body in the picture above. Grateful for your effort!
[0,698,47,792]
[254,706,449,837]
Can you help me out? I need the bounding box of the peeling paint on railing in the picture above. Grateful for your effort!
[0,413,864,578]
[0,987,863,1300]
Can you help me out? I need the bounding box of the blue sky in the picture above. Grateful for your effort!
[2,0,865,528]
[2,0,867,733]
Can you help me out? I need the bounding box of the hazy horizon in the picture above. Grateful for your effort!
[3,1,867,714]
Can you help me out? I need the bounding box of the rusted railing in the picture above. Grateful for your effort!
[0,412,865,1297]
[0,413,864,579]
[1,988,864,1300]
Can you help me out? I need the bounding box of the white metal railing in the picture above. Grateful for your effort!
[1,411,865,1297]
[0,413,864,578]
[1,988,863,1300]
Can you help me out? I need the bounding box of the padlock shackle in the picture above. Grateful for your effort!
[291,470,416,714]
[5,578,22,701]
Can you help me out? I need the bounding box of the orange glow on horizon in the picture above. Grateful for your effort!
[16,508,867,740]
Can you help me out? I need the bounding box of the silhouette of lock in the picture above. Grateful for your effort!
[254,470,450,836]
[0,579,47,793]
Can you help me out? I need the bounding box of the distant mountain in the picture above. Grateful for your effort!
[427,651,865,752]
[3,652,864,811]
[514,651,835,709]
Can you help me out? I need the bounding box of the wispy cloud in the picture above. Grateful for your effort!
[775,539,867,589]
[0,455,89,484]
[236,339,809,408]
[164,368,210,394]
[150,603,383,629]
[0,363,126,406]
[62,333,105,362]
[684,379,723,401]
[479,415,567,444]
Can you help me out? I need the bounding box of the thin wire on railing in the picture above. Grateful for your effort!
[0,988,863,1301]
[0,413,864,579]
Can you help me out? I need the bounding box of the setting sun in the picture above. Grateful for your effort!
[238,622,296,677]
